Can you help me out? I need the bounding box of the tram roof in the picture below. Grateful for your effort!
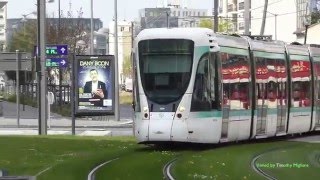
[249,39,286,54]
[286,44,309,56]
[215,34,249,50]
[310,46,320,57]
[135,28,213,46]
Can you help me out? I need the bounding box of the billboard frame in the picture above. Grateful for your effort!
[73,55,115,116]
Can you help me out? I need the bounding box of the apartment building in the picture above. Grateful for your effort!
[0,1,7,52]
[108,21,133,84]
[217,0,318,43]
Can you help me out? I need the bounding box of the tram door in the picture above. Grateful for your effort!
[314,60,320,129]
[220,51,251,140]
[275,60,287,134]
[256,83,267,135]
[255,56,287,136]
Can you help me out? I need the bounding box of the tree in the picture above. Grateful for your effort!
[311,11,320,24]
[8,7,89,55]
[122,55,132,80]
[199,18,231,32]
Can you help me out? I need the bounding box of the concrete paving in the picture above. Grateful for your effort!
[0,101,134,136]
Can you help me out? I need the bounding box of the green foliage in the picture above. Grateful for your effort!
[122,55,132,79]
[8,9,89,54]
[9,21,37,52]
[311,11,320,24]
[6,94,37,107]
[120,91,133,105]
[199,18,213,29]
[52,104,71,117]
[199,18,232,32]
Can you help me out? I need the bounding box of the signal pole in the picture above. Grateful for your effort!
[213,0,218,32]
[37,0,48,135]
[244,0,250,35]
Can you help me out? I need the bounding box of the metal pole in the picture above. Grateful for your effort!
[304,25,309,44]
[114,0,120,121]
[275,14,277,40]
[166,11,169,28]
[213,0,218,32]
[58,0,63,107]
[90,0,94,55]
[16,50,20,127]
[39,0,47,135]
[23,68,26,111]
[244,0,250,35]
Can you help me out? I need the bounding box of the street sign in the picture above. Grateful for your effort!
[34,45,68,56]
[46,58,68,67]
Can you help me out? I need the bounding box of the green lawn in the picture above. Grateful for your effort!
[0,136,319,180]
[0,136,138,180]
[256,143,320,179]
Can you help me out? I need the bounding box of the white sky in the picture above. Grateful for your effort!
[6,0,213,27]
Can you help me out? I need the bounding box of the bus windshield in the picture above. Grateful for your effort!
[138,39,194,104]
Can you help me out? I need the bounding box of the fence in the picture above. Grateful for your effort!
[2,83,71,107]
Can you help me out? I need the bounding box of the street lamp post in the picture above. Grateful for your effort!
[114,0,119,121]
[304,15,311,44]
[37,0,47,135]
[90,0,94,54]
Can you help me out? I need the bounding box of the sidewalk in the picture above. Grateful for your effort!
[0,101,133,136]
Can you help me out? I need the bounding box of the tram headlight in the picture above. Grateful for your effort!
[143,106,148,112]
[179,106,185,112]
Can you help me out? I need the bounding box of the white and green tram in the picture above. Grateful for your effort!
[132,28,320,144]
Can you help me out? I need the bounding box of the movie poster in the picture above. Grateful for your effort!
[74,55,115,115]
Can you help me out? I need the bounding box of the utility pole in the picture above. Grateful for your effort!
[260,0,269,35]
[16,50,21,127]
[213,0,219,32]
[38,0,47,135]
[166,11,170,28]
[244,0,250,35]
[114,0,120,121]
[58,0,63,108]
[304,2,311,44]
[90,0,94,54]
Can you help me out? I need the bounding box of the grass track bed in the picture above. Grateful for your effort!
[0,136,319,179]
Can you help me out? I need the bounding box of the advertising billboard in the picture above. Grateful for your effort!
[74,55,115,116]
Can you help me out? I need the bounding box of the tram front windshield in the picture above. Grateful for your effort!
[138,39,194,104]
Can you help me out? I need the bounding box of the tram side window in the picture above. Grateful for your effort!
[132,52,141,112]
[315,62,320,103]
[221,53,250,110]
[291,59,311,108]
[210,53,220,110]
[191,55,211,111]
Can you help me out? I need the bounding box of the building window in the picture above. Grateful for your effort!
[239,2,244,10]
[239,22,244,30]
